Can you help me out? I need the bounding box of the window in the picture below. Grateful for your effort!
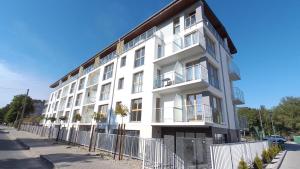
[54,101,59,111]
[75,93,83,106]
[185,11,196,28]
[100,83,111,100]
[134,47,145,67]
[115,101,121,110]
[130,98,142,122]
[70,82,76,94]
[205,35,216,57]
[132,72,143,93]
[118,78,124,90]
[173,17,180,34]
[98,104,108,116]
[120,56,126,67]
[210,96,223,124]
[50,93,54,101]
[103,63,114,80]
[57,90,61,99]
[157,44,163,58]
[78,78,85,90]
[47,104,51,112]
[208,63,220,89]
[184,31,198,47]
[66,96,73,108]
[65,111,70,120]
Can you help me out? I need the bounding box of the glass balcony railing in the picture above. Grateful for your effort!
[154,64,208,89]
[232,87,245,104]
[154,104,214,123]
[229,62,241,80]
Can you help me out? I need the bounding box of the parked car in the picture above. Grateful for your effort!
[264,135,286,143]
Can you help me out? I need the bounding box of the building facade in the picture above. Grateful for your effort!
[44,0,244,144]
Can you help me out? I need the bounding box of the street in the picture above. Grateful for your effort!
[280,143,300,169]
[0,127,50,169]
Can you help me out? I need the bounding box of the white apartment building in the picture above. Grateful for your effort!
[44,0,244,144]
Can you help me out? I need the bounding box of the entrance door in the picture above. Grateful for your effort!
[186,94,202,121]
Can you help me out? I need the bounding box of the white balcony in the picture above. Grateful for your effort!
[83,86,98,105]
[153,64,209,94]
[154,30,205,66]
[153,104,216,126]
[232,87,245,105]
[86,70,100,87]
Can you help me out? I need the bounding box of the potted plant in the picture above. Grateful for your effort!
[94,112,106,123]
[59,115,68,122]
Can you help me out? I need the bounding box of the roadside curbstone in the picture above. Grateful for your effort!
[15,139,30,150]
[40,155,55,169]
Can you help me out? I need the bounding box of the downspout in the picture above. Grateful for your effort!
[218,42,231,142]
[107,41,120,133]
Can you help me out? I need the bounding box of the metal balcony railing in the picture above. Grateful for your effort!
[154,104,214,123]
[154,64,208,89]
[232,87,245,104]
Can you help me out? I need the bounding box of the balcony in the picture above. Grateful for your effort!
[83,86,98,105]
[153,64,209,94]
[81,105,94,123]
[154,30,205,66]
[229,62,241,80]
[153,104,215,126]
[232,87,245,105]
[86,70,100,87]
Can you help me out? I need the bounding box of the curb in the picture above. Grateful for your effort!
[15,139,30,150]
[276,150,287,169]
[266,150,287,169]
[40,155,55,169]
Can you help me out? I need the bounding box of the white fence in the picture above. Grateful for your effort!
[20,124,184,169]
[210,141,269,169]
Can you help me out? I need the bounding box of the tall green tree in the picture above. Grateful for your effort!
[4,95,34,123]
[273,97,300,135]
[0,104,10,122]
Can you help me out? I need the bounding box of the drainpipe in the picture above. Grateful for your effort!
[107,40,121,133]
[218,42,231,142]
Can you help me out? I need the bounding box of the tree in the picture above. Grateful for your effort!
[94,112,106,123]
[272,97,300,135]
[73,113,82,122]
[0,104,10,122]
[115,103,129,124]
[3,95,34,124]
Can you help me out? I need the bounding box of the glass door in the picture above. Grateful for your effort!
[186,60,200,81]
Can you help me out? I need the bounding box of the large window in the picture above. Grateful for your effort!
[173,17,180,34]
[208,63,220,89]
[205,35,216,57]
[66,96,73,108]
[185,11,196,28]
[132,72,143,93]
[57,90,61,99]
[78,78,85,90]
[103,63,114,80]
[98,104,108,122]
[54,101,59,111]
[100,83,111,100]
[134,47,145,67]
[157,44,163,59]
[70,82,76,94]
[118,78,124,90]
[130,98,142,122]
[75,93,82,106]
[120,56,126,67]
[72,109,80,122]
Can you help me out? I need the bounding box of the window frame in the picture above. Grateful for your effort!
[120,56,126,67]
[130,98,142,122]
[100,83,111,100]
[118,78,124,90]
[134,47,145,68]
[132,71,143,93]
[103,63,114,80]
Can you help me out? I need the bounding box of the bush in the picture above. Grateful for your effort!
[253,155,263,169]
[262,149,271,163]
[269,145,279,159]
[238,158,249,169]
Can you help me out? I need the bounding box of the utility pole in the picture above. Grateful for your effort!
[18,89,29,130]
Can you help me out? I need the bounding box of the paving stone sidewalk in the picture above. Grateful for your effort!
[6,127,142,169]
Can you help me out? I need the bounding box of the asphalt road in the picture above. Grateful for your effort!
[0,127,50,169]
[280,143,300,169]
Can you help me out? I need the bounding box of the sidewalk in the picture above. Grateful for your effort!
[280,142,300,169]
[6,127,141,169]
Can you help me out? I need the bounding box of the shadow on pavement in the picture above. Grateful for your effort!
[17,138,62,148]
[0,157,52,169]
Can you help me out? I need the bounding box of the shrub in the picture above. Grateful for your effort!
[253,155,263,169]
[238,158,249,169]
[262,149,271,163]
[73,113,81,122]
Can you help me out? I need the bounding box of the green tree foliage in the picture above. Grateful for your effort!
[3,95,34,123]
[0,104,10,122]
[273,97,300,135]
[238,158,249,169]
[253,155,263,169]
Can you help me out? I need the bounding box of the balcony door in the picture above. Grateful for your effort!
[186,93,203,121]
[186,60,201,81]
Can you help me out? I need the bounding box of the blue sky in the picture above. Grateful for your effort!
[0,0,299,108]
